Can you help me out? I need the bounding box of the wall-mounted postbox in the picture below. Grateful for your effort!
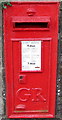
[3,2,59,118]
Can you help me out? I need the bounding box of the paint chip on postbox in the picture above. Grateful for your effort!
[21,41,41,71]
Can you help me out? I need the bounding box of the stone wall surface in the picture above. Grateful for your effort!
[0,0,61,120]
[0,6,4,120]
[0,0,60,2]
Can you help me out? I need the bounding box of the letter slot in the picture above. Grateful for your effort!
[14,22,49,28]
[12,16,50,30]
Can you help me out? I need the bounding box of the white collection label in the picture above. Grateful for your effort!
[21,41,41,71]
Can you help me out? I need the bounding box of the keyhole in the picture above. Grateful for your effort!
[20,76,24,79]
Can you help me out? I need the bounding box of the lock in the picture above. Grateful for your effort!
[19,75,26,83]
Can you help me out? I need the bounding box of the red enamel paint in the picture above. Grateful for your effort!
[3,2,59,118]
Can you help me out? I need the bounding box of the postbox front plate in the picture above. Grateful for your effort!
[3,2,59,118]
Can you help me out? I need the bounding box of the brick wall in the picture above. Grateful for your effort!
[0,1,61,120]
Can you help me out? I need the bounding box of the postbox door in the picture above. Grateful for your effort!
[12,38,51,114]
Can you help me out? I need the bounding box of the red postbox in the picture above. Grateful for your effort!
[3,2,59,118]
